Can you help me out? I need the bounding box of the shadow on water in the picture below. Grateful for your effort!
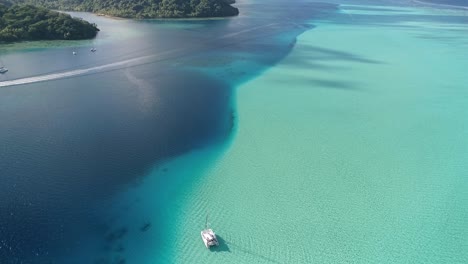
[214,235,282,264]
[277,77,361,91]
[294,45,385,65]
[209,235,231,253]
[277,45,376,91]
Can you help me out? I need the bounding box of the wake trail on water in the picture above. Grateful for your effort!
[0,48,183,88]
[0,22,292,88]
[411,0,468,10]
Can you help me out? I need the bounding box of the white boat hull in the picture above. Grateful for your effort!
[201,229,219,249]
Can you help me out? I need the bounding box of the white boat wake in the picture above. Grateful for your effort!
[0,48,184,88]
[0,22,295,88]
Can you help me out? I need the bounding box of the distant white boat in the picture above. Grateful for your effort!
[0,66,8,74]
[201,214,219,249]
[73,51,77,55]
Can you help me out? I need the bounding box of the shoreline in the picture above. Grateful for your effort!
[93,12,238,21]
[94,12,127,20]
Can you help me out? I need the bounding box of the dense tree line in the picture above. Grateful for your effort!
[10,0,240,18]
[0,1,99,42]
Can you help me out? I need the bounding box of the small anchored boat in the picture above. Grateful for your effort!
[72,51,77,55]
[90,48,97,52]
[201,214,219,249]
[0,66,8,74]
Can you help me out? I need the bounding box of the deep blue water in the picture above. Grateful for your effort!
[2,0,467,262]
[0,69,233,261]
[0,1,339,263]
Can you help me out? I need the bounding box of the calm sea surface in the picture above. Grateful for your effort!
[1,0,467,263]
[0,0,337,263]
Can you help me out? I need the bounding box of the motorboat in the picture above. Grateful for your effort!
[90,48,97,52]
[0,67,8,74]
[73,51,77,55]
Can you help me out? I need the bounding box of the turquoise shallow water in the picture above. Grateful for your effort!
[157,3,468,264]
[76,2,468,263]
[1,1,468,263]
[1,1,341,263]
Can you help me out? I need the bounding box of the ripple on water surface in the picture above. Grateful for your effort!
[166,4,468,264]
[0,1,341,263]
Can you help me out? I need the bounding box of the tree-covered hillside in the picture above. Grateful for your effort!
[0,2,99,42]
[10,0,240,18]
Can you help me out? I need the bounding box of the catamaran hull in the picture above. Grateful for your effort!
[201,229,219,249]
[201,232,209,248]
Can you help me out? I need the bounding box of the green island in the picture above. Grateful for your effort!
[0,0,239,42]
[0,0,99,42]
[10,0,240,19]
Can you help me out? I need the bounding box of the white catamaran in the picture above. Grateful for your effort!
[201,214,219,249]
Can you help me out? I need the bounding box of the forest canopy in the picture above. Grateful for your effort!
[10,0,240,18]
[0,2,99,42]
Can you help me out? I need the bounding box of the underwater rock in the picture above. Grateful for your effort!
[114,256,126,264]
[105,227,128,242]
[115,244,125,252]
[94,257,110,264]
[140,222,152,232]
